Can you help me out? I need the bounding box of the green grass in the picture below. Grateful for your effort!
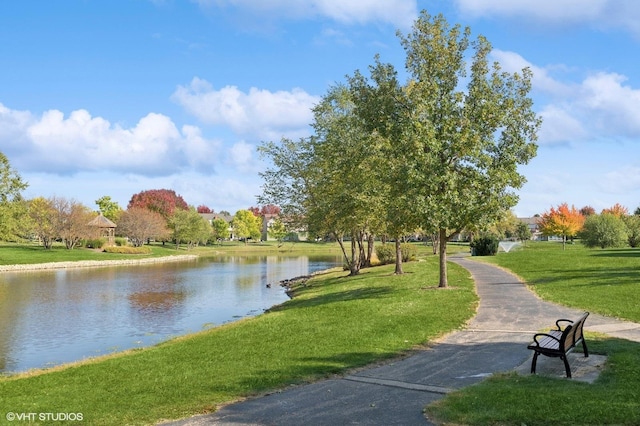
[426,241,640,425]
[485,241,640,322]
[0,256,477,425]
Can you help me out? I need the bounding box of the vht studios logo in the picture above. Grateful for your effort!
[5,412,84,422]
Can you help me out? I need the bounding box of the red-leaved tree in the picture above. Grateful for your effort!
[127,189,189,220]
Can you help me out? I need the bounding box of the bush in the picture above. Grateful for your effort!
[470,235,499,256]
[400,242,417,262]
[103,246,152,254]
[115,237,128,247]
[375,244,395,265]
[83,238,106,249]
[375,243,417,264]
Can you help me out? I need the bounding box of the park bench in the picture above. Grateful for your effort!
[527,312,589,378]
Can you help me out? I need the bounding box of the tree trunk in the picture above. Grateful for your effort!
[350,238,360,275]
[438,227,448,288]
[394,238,403,275]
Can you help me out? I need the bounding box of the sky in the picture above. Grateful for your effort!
[1,0,639,217]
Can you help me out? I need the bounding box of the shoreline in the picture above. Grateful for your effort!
[0,254,199,272]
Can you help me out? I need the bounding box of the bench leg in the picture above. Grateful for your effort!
[582,339,589,358]
[530,352,539,374]
[561,355,572,378]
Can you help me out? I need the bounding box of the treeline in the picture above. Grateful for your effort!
[258,12,541,286]
[0,155,264,250]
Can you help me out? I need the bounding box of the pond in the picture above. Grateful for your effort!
[0,254,342,374]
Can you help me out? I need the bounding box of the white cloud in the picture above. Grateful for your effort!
[228,140,253,170]
[172,77,319,140]
[601,166,640,195]
[455,0,640,36]
[490,50,573,97]
[491,51,640,145]
[0,104,221,175]
[193,0,418,28]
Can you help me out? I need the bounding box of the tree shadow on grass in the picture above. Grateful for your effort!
[269,286,395,312]
[590,249,640,258]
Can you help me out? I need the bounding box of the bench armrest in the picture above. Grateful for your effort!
[532,332,561,346]
[555,318,573,330]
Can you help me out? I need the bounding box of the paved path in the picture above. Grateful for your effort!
[163,256,640,426]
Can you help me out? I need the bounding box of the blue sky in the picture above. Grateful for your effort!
[1,0,639,217]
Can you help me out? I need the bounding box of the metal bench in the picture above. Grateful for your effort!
[527,312,589,378]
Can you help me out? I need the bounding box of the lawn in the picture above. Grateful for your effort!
[0,255,477,425]
[484,241,640,322]
[426,241,640,425]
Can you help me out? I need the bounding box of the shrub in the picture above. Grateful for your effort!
[375,242,417,264]
[375,243,395,265]
[470,235,499,256]
[103,246,152,254]
[115,237,128,247]
[400,242,417,262]
[83,238,106,249]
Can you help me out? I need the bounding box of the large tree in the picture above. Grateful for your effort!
[127,189,188,220]
[118,207,170,247]
[259,12,540,284]
[398,12,540,286]
[0,152,29,241]
[95,196,123,222]
[169,208,212,250]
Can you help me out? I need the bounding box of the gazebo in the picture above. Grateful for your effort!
[88,214,117,245]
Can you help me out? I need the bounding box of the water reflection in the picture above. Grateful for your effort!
[0,255,340,373]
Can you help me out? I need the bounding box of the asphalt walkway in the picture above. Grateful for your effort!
[163,256,640,426]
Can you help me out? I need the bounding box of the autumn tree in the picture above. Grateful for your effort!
[118,207,170,247]
[197,205,213,214]
[601,203,628,217]
[127,189,188,220]
[537,203,585,249]
[580,205,596,217]
[50,197,95,249]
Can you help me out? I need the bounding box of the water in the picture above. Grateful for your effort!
[498,241,521,253]
[0,255,341,374]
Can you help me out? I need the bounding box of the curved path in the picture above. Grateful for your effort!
[164,256,640,426]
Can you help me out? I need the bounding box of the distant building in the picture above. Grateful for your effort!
[518,217,542,240]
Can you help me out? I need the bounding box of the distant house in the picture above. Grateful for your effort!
[199,213,234,240]
[518,217,542,240]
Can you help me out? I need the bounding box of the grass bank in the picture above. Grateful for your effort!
[0,256,477,425]
[427,242,640,425]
